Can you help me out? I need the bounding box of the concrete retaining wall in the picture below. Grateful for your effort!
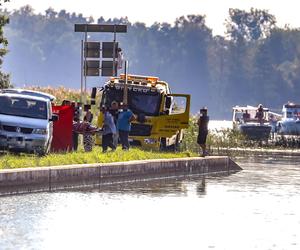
[0,156,242,195]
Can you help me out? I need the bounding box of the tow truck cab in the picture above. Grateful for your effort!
[94,74,190,150]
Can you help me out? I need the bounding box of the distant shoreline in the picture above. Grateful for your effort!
[212,147,300,157]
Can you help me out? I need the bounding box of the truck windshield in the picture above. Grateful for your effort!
[102,88,161,116]
[0,96,48,119]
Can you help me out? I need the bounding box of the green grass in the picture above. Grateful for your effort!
[0,148,197,170]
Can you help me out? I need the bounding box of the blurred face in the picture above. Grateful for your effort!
[200,109,207,115]
[111,103,118,110]
[101,107,106,113]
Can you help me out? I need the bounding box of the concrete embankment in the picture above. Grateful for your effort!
[0,156,241,195]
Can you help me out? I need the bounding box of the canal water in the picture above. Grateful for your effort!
[0,156,300,250]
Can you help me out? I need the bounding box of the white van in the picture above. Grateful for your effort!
[0,89,57,155]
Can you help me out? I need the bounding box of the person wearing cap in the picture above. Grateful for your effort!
[197,107,209,157]
[101,105,116,152]
[117,103,135,150]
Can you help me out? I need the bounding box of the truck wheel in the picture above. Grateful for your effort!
[36,150,46,157]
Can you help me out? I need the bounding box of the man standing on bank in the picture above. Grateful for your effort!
[109,100,119,147]
[117,103,135,150]
[197,107,209,157]
[101,106,116,153]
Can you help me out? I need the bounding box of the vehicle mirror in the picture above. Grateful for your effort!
[50,114,59,122]
[91,87,97,99]
[165,96,172,109]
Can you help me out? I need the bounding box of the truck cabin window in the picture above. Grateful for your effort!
[101,87,161,116]
[170,96,187,114]
[0,96,48,119]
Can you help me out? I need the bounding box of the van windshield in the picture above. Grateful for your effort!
[0,96,48,119]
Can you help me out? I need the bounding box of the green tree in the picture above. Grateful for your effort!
[0,1,10,88]
[226,8,276,43]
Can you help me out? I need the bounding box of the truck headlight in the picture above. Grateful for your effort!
[33,128,47,135]
[144,138,156,144]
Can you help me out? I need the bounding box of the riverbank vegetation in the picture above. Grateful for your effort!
[0,148,196,169]
[181,116,300,153]
[181,117,246,152]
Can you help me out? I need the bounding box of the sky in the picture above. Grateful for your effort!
[3,0,300,35]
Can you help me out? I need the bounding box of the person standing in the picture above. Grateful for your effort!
[101,106,117,152]
[109,101,119,147]
[117,48,124,69]
[117,103,135,150]
[197,107,209,157]
[73,116,99,152]
[242,110,250,123]
[255,104,264,124]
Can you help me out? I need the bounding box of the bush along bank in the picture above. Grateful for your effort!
[181,117,300,156]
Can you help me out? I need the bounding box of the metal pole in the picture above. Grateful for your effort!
[80,40,83,103]
[112,25,116,76]
[123,60,128,105]
[84,29,87,98]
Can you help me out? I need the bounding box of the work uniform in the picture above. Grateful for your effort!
[197,115,209,145]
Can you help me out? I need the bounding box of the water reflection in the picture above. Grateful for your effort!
[78,174,209,198]
[196,176,206,197]
[1,156,300,250]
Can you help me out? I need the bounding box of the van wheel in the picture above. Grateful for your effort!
[36,150,46,157]
[35,146,49,157]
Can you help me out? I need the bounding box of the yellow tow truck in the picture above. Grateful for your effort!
[93,74,190,150]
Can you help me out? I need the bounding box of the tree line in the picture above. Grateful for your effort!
[1,5,300,118]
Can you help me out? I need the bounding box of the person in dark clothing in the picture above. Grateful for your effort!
[197,107,209,157]
[242,110,250,123]
[255,104,264,124]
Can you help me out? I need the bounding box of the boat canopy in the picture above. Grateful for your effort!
[283,102,300,109]
[232,105,269,112]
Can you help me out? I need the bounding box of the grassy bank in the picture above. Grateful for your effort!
[0,148,196,170]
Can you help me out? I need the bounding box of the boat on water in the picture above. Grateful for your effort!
[232,105,272,141]
[277,102,300,135]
